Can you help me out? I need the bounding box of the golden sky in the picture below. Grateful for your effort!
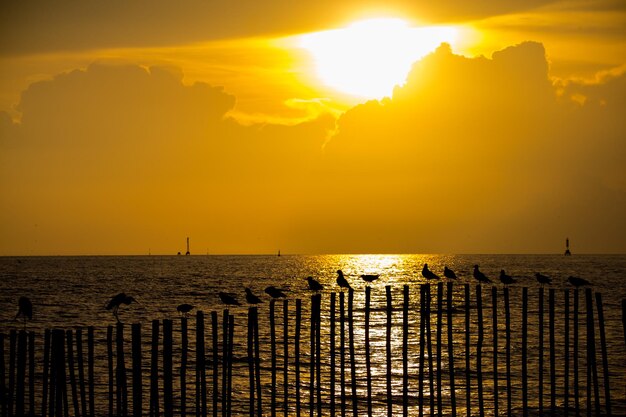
[1,0,625,255]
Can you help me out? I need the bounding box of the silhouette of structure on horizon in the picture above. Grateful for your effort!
[565,237,571,256]
[186,237,190,256]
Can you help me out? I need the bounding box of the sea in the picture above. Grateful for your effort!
[1,254,625,416]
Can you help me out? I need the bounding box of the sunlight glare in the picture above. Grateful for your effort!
[300,18,457,99]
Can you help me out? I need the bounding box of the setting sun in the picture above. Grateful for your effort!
[299,18,457,98]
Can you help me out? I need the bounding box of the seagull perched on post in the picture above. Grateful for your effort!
[360,274,379,284]
[245,288,262,304]
[218,292,240,306]
[106,293,139,323]
[265,286,287,299]
[306,277,323,292]
[443,266,458,279]
[568,276,591,287]
[14,296,33,328]
[422,264,440,280]
[535,273,552,286]
[336,270,351,290]
[177,304,194,317]
[499,270,516,286]
[473,265,492,284]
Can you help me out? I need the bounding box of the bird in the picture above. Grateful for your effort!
[218,292,240,306]
[568,276,591,287]
[360,274,379,283]
[535,272,552,285]
[473,265,492,283]
[499,270,516,286]
[265,286,287,299]
[421,264,440,280]
[106,293,139,323]
[177,303,194,317]
[306,277,324,292]
[336,270,352,290]
[245,288,262,304]
[14,296,33,328]
[443,266,458,279]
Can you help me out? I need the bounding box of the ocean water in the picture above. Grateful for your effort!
[1,254,625,416]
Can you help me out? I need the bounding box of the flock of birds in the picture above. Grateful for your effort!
[12,265,593,325]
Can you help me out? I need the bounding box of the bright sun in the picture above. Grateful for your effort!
[300,18,457,99]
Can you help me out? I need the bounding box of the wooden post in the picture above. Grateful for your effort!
[365,286,372,417]
[222,311,229,417]
[49,330,57,417]
[446,282,457,417]
[464,284,471,417]
[132,323,142,417]
[0,333,6,417]
[42,330,51,417]
[270,300,277,417]
[88,327,95,417]
[491,286,498,417]
[163,319,173,417]
[150,320,160,417]
[425,285,434,416]
[181,316,188,417]
[309,296,316,417]
[348,290,356,417]
[248,308,255,417]
[522,287,528,417]
[385,286,393,417]
[76,328,88,417]
[316,295,322,417]
[28,331,35,417]
[340,291,346,417]
[212,311,218,417]
[9,329,16,417]
[227,315,234,417]
[573,290,580,417]
[436,283,443,417]
[330,292,336,417]
[402,285,409,417]
[549,289,556,416]
[107,326,114,417]
[196,311,207,417]
[595,293,611,417]
[117,323,129,417]
[419,285,426,417]
[66,330,80,417]
[283,300,289,417]
[539,287,544,414]
[585,289,600,417]
[504,287,511,417]
[476,286,484,417]
[564,290,570,417]
[16,330,26,417]
[253,308,262,417]
[622,300,626,348]
[295,299,302,417]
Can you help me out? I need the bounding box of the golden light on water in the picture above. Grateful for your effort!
[299,18,458,99]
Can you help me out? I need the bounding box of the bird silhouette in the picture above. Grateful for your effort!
[360,274,379,283]
[306,277,323,292]
[245,288,262,304]
[336,270,351,290]
[106,293,139,323]
[265,286,287,299]
[218,292,240,306]
[14,296,32,328]
[568,276,591,287]
[443,266,458,279]
[177,304,194,317]
[499,270,516,286]
[473,265,492,283]
[535,273,552,285]
[422,264,440,280]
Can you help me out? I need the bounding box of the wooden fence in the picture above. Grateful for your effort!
[1,284,625,417]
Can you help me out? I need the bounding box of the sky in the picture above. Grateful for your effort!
[1,0,625,255]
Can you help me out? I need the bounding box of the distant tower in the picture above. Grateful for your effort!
[186,237,190,256]
[564,237,571,256]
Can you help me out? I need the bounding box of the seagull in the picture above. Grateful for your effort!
[106,293,139,323]
[422,263,440,280]
[568,276,591,287]
[177,304,194,317]
[218,292,240,306]
[360,274,379,284]
[499,270,516,286]
[336,270,352,290]
[245,288,262,304]
[265,286,287,299]
[443,266,458,279]
[535,273,552,285]
[473,265,492,284]
[14,296,33,328]
[306,277,324,292]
